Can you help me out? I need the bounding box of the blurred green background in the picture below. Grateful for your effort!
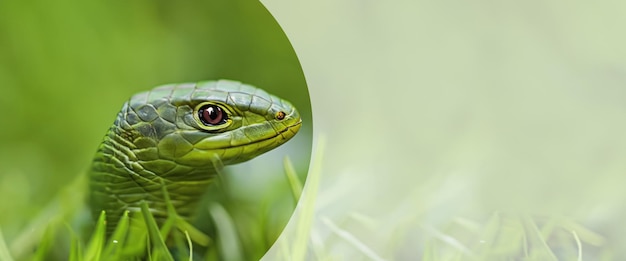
[0,0,311,259]
[263,0,626,260]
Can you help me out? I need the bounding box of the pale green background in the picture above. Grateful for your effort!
[263,0,626,260]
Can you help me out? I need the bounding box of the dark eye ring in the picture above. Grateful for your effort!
[198,104,227,126]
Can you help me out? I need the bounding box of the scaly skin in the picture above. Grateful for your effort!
[88,79,301,233]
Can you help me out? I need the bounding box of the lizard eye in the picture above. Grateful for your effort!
[275,111,286,120]
[198,104,228,126]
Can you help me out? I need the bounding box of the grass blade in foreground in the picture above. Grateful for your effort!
[84,211,106,261]
[208,204,243,261]
[283,156,303,202]
[0,228,14,261]
[140,202,174,261]
[277,136,325,261]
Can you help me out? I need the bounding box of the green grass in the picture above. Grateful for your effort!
[2,153,308,261]
[0,136,614,261]
[276,208,606,260]
[414,213,604,261]
[263,137,610,261]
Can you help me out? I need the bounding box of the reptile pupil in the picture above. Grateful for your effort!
[199,105,226,125]
[276,111,286,120]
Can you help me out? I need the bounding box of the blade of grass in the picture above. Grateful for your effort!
[32,226,54,261]
[283,156,303,202]
[119,213,148,257]
[159,179,178,239]
[66,224,83,261]
[521,215,558,261]
[146,235,152,261]
[184,230,193,261]
[321,216,386,261]
[102,210,130,259]
[538,217,558,244]
[160,179,211,247]
[177,219,211,247]
[84,211,106,261]
[290,136,325,260]
[489,216,524,256]
[421,224,473,258]
[208,203,243,261]
[0,227,15,261]
[572,230,582,261]
[171,226,188,261]
[140,201,175,261]
[559,219,605,246]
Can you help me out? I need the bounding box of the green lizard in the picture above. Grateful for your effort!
[88,79,302,234]
[9,79,302,260]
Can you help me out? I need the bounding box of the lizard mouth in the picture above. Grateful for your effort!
[240,119,302,148]
[281,119,302,135]
[200,118,302,151]
[278,119,302,142]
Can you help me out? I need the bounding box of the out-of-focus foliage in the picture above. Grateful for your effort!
[263,0,626,260]
[0,0,311,260]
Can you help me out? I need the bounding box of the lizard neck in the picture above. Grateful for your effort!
[88,112,219,233]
